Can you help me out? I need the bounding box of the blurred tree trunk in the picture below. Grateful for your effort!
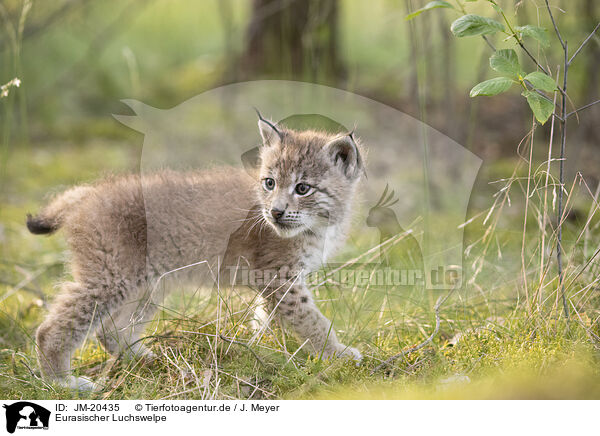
[236,0,346,83]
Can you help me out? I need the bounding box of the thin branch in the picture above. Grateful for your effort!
[219,334,268,368]
[545,0,566,49]
[479,5,563,96]
[481,34,496,51]
[521,49,567,97]
[0,279,45,301]
[523,79,555,102]
[566,98,600,118]
[568,22,600,65]
[542,0,569,319]
[491,0,554,79]
[557,38,569,319]
[111,334,182,364]
[453,0,496,52]
[518,40,551,76]
[371,288,455,374]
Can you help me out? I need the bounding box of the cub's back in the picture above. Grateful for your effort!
[64,168,258,281]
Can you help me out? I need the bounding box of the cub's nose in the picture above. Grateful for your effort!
[270,208,285,220]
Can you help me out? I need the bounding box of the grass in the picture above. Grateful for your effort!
[0,140,599,400]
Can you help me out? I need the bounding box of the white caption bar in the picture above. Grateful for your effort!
[0,400,597,435]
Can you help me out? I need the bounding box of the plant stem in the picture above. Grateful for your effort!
[481,35,496,51]
[517,40,551,77]
[491,0,552,77]
[544,0,569,319]
[557,43,569,319]
[536,66,560,310]
[522,121,535,313]
[568,22,600,65]
[545,0,566,49]
[567,99,600,118]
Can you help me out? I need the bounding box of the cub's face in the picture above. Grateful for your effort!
[256,118,363,238]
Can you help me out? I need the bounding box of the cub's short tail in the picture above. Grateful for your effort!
[26,186,94,236]
[26,213,57,234]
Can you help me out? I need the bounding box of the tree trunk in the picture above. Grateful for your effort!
[236,0,345,84]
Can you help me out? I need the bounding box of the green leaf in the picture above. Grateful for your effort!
[523,71,557,92]
[405,1,454,20]
[470,77,514,97]
[522,90,554,124]
[516,25,550,48]
[490,49,522,77]
[451,14,505,37]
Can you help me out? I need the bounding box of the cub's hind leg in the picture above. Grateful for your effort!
[35,281,134,391]
[96,287,158,362]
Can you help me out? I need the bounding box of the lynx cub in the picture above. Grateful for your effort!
[28,116,364,391]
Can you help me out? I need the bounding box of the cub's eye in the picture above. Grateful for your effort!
[295,183,312,196]
[263,178,276,191]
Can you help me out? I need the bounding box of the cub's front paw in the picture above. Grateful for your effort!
[66,376,102,392]
[138,348,158,364]
[339,346,363,365]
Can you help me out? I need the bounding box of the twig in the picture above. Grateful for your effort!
[545,0,566,49]
[159,386,202,400]
[219,334,267,368]
[481,34,496,51]
[521,116,536,313]
[476,7,563,98]
[534,66,560,309]
[543,0,569,319]
[568,22,600,65]
[216,369,275,398]
[523,80,557,102]
[370,287,455,374]
[0,279,45,301]
[491,0,553,77]
[557,41,569,318]
[567,99,600,119]
[517,40,551,77]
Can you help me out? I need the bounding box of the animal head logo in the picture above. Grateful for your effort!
[3,402,50,434]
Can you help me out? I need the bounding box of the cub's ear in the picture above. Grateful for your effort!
[324,134,363,179]
[256,109,282,147]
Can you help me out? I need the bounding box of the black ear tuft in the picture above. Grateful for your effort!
[255,108,282,147]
